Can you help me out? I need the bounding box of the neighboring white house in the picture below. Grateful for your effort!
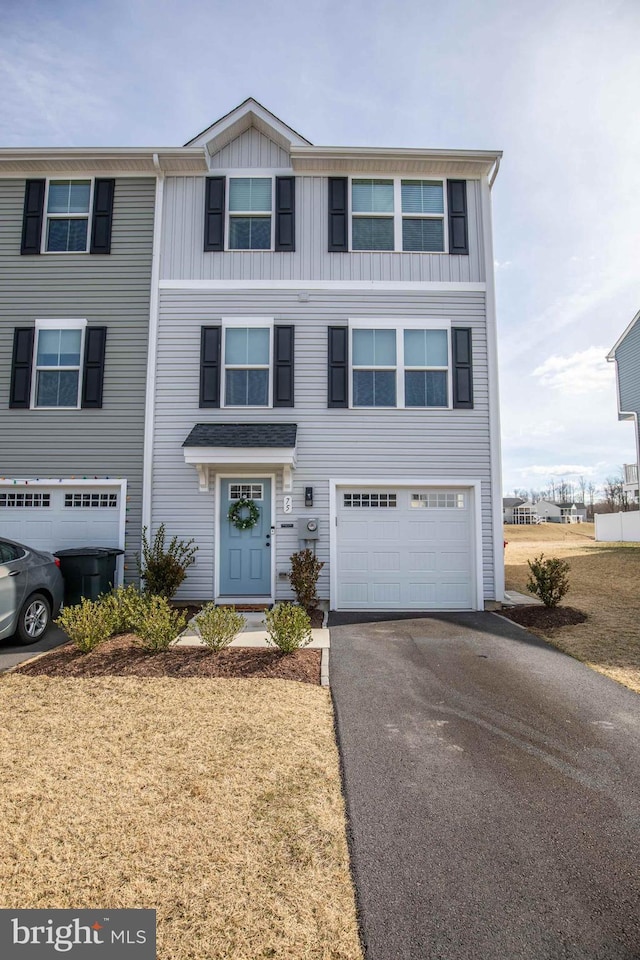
[508,499,587,524]
[503,497,525,523]
[145,98,504,612]
[623,463,639,504]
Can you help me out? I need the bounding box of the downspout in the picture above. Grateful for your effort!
[489,156,501,190]
[481,164,505,602]
[141,154,165,537]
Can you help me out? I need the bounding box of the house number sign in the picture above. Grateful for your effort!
[283,495,293,514]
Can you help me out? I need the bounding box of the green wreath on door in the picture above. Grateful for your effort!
[228,497,260,531]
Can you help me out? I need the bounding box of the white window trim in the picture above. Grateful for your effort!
[221,317,274,409]
[348,176,449,254]
[348,318,452,409]
[41,178,94,255]
[226,175,275,252]
[31,318,87,410]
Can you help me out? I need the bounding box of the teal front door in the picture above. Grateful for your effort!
[219,479,272,597]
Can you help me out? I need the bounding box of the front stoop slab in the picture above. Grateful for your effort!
[175,612,330,650]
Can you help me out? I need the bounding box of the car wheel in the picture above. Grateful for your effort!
[15,593,51,645]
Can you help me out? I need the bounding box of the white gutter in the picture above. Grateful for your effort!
[141,154,165,537]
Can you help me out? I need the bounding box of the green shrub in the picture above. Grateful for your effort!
[132,595,187,653]
[139,523,197,599]
[527,553,570,607]
[56,598,112,653]
[289,548,324,613]
[195,603,246,652]
[264,602,312,653]
[99,584,147,635]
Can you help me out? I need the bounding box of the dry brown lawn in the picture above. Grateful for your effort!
[504,522,640,694]
[0,677,363,960]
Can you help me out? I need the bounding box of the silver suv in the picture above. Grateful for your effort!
[0,538,64,644]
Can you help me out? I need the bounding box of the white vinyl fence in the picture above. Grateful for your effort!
[595,511,640,542]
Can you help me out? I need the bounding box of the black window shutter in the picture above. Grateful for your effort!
[275,177,295,252]
[204,178,225,252]
[9,328,35,408]
[447,180,469,255]
[452,327,473,409]
[21,180,45,255]
[273,325,295,407]
[328,178,348,252]
[90,179,115,254]
[200,326,221,407]
[81,327,107,408]
[328,326,348,407]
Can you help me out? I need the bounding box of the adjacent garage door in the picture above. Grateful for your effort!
[0,483,125,558]
[336,486,476,610]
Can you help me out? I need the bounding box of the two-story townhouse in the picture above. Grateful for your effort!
[0,146,205,583]
[147,99,504,611]
[608,311,640,498]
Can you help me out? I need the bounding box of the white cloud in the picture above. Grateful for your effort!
[532,347,614,394]
[516,464,599,478]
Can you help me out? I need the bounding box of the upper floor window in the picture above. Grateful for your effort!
[203,175,295,254]
[401,181,445,252]
[228,178,272,250]
[21,178,115,256]
[351,178,445,252]
[45,180,92,252]
[224,324,271,406]
[33,321,86,408]
[350,323,450,409]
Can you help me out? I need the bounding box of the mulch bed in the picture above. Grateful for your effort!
[15,635,321,684]
[500,605,588,630]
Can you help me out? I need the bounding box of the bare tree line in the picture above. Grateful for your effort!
[511,470,638,516]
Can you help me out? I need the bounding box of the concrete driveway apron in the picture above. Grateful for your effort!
[329,612,640,960]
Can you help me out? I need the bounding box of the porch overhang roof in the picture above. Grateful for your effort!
[182,423,297,468]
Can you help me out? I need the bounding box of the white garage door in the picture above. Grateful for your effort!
[0,484,124,556]
[336,486,475,610]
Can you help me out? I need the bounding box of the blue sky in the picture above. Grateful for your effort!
[2,0,639,495]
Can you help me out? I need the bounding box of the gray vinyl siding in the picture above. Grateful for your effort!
[152,288,495,603]
[161,176,485,283]
[209,128,292,169]
[0,177,155,581]
[616,321,640,455]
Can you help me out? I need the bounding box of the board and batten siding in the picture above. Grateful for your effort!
[151,288,495,602]
[0,177,156,581]
[161,175,485,284]
[208,127,292,169]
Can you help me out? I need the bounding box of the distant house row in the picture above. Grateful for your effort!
[503,499,588,525]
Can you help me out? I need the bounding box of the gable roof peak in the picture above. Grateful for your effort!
[184,97,312,154]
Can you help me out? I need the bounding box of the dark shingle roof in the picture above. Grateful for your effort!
[183,423,297,448]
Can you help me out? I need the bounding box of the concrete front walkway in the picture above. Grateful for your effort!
[330,612,640,960]
[175,611,330,648]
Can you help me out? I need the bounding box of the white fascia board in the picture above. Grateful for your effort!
[183,446,297,467]
[607,309,640,359]
[290,145,502,173]
[0,148,208,177]
[185,98,311,152]
[160,279,486,293]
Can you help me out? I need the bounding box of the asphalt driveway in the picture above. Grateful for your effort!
[0,624,68,672]
[329,612,640,960]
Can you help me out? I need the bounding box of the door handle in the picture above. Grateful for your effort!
[8,570,20,577]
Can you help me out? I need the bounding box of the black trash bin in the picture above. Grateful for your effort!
[54,547,125,605]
